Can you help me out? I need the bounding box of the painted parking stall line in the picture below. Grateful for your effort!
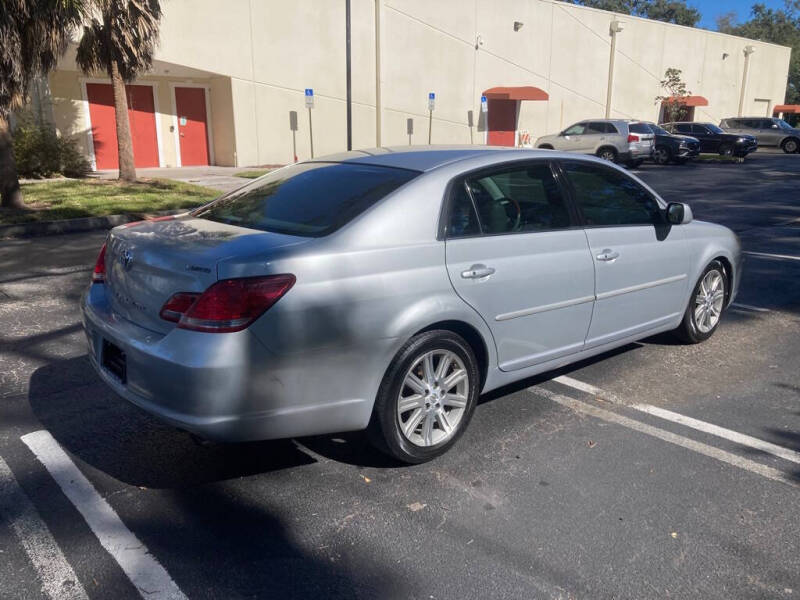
[632,404,800,465]
[0,456,89,600]
[530,387,800,489]
[21,430,187,600]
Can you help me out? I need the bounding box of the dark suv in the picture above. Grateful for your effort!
[644,122,700,164]
[719,117,800,153]
[663,122,758,158]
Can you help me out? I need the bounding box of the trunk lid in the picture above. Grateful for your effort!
[104,216,309,334]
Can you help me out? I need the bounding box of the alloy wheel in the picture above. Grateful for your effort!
[694,269,725,333]
[397,349,469,447]
[654,147,669,164]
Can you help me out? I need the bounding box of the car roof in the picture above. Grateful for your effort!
[308,146,568,172]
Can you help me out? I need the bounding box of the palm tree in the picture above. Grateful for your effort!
[76,0,162,182]
[0,0,86,209]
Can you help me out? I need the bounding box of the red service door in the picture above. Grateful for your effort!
[86,83,159,170]
[487,99,518,146]
[175,87,210,166]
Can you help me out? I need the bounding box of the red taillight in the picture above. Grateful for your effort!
[160,275,296,333]
[159,292,201,322]
[92,243,107,283]
[627,134,640,143]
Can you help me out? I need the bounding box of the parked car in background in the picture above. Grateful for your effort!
[535,119,654,168]
[662,122,757,158]
[719,117,800,153]
[82,147,741,463]
[644,122,700,165]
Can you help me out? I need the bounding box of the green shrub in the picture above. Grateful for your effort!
[13,113,90,179]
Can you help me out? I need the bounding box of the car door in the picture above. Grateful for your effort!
[690,124,719,152]
[759,119,781,146]
[558,122,589,153]
[444,161,596,372]
[580,121,609,153]
[558,160,690,348]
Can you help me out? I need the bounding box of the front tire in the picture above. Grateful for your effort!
[369,330,479,464]
[653,145,671,165]
[782,138,799,153]
[673,260,728,344]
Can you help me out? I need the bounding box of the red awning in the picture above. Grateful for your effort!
[483,86,549,101]
[774,104,800,114]
[663,95,709,107]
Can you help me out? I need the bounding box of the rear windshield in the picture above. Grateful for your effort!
[193,162,419,237]
[628,122,652,134]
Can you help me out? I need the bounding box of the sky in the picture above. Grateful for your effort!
[693,0,787,30]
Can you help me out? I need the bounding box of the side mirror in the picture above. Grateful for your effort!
[666,202,693,225]
[558,131,566,136]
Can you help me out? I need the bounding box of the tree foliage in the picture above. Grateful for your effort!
[0,0,86,208]
[76,0,163,182]
[560,0,701,27]
[655,68,692,122]
[717,2,800,104]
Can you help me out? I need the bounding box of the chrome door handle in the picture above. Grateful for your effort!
[461,264,495,279]
[596,249,619,262]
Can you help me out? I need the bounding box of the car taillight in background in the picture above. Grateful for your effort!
[92,243,107,283]
[627,134,640,143]
[159,275,296,333]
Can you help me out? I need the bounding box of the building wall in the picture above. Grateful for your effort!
[50,0,792,167]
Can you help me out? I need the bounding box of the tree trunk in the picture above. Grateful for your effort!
[0,114,24,210]
[109,61,137,182]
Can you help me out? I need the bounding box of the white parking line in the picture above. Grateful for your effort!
[731,302,770,313]
[0,457,89,600]
[21,431,187,600]
[631,404,800,465]
[744,250,800,262]
[530,387,799,489]
[553,375,620,404]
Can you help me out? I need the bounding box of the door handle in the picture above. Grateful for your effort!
[461,264,495,279]
[596,249,619,262]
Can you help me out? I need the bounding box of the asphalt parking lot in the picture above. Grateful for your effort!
[1,151,799,599]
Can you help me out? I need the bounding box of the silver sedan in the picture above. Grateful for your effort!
[82,147,741,463]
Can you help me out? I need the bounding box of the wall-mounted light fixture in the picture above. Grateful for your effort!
[513,21,524,32]
[475,34,484,49]
[722,52,729,60]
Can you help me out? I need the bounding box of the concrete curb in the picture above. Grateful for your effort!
[0,209,186,239]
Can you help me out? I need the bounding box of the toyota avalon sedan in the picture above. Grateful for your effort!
[82,147,741,463]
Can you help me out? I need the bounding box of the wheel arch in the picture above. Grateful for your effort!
[414,320,490,389]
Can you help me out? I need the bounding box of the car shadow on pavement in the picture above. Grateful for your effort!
[26,356,406,597]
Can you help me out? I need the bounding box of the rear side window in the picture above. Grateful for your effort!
[194,163,418,237]
[446,183,480,238]
[691,124,709,135]
[464,163,571,235]
[628,122,651,134]
[562,162,662,227]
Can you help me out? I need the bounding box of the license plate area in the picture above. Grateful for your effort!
[102,339,127,384]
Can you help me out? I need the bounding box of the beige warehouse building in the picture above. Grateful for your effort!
[46,0,792,170]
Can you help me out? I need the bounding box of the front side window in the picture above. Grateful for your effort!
[194,162,419,237]
[691,124,709,135]
[564,123,586,136]
[562,162,662,227]
[674,124,693,134]
[463,163,571,235]
[705,123,725,134]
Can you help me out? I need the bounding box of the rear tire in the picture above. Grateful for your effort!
[718,143,733,156]
[782,138,799,153]
[625,159,644,169]
[673,260,728,344]
[368,330,479,464]
[596,147,617,162]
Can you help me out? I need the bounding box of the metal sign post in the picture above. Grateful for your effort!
[407,118,414,145]
[427,92,435,144]
[467,110,474,144]
[305,88,315,158]
[289,110,298,162]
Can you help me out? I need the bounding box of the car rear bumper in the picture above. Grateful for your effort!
[81,284,381,442]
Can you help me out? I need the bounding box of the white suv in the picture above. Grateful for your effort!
[535,119,655,167]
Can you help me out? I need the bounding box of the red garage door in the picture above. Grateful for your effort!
[86,83,160,170]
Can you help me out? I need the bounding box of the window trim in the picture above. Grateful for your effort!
[555,159,667,229]
[438,159,582,240]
